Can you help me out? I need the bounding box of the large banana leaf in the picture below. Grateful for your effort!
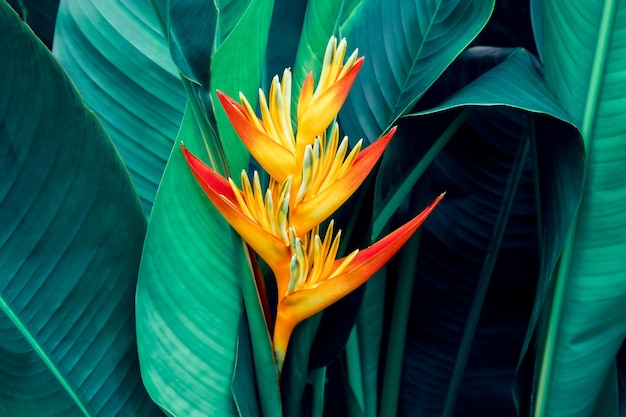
[530,1,626,416]
[0,3,160,416]
[53,0,187,215]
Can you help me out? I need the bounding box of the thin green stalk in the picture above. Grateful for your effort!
[534,2,617,415]
[532,225,575,417]
[579,0,617,153]
[373,108,472,240]
[240,240,283,417]
[529,115,543,253]
[312,367,327,417]
[379,177,430,417]
[442,134,530,417]
[345,326,365,414]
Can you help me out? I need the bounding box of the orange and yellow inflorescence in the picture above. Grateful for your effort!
[182,36,443,370]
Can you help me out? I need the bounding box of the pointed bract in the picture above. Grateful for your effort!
[217,91,297,182]
[181,144,290,272]
[273,193,445,369]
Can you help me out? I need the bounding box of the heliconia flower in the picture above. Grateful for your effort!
[272,193,445,369]
[216,36,363,183]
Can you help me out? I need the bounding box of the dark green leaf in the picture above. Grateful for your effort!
[0,3,159,415]
[7,0,60,48]
[339,0,495,144]
[366,48,583,417]
[150,0,217,86]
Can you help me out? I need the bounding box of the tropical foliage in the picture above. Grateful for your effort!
[2,0,625,416]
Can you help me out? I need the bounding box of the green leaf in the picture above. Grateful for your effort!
[265,0,307,85]
[533,1,626,416]
[136,105,250,416]
[0,3,159,416]
[210,0,274,175]
[339,0,496,144]
[291,0,361,99]
[53,0,187,215]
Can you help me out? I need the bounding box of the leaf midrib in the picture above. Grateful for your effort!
[0,295,91,416]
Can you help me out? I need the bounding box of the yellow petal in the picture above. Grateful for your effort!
[296,56,364,151]
[290,127,396,235]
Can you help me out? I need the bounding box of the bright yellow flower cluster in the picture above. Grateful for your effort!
[182,37,443,370]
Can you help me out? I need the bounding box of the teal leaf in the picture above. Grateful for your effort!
[339,0,495,144]
[53,0,186,215]
[150,0,217,86]
[7,0,60,48]
[532,1,626,416]
[0,3,160,415]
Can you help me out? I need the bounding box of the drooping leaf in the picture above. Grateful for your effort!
[367,48,583,417]
[0,3,160,416]
[531,2,626,416]
[339,0,496,144]
[53,0,186,215]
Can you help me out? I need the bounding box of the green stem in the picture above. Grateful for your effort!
[442,133,530,417]
[378,178,430,417]
[240,244,283,417]
[345,326,365,414]
[373,108,472,240]
[312,367,327,417]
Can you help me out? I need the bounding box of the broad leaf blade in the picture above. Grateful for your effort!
[53,0,186,215]
[533,2,626,416]
[291,0,361,98]
[339,0,495,144]
[0,3,159,416]
[136,105,253,416]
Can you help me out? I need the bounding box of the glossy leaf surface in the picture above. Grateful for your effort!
[53,0,186,215]
[136,106,245,416]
